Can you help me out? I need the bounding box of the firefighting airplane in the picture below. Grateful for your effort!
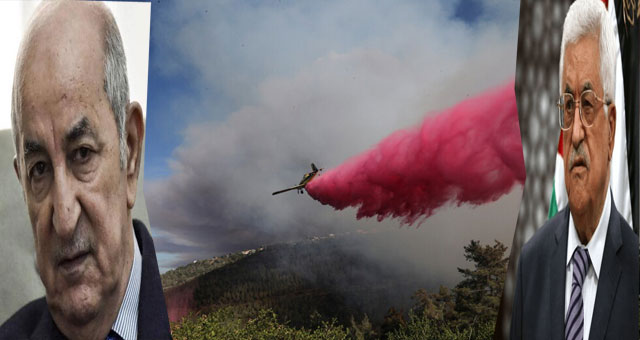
[272,163,323,195]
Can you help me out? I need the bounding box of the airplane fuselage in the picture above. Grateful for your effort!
[272,163,322,196]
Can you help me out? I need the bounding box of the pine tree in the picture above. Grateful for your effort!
[452,240,508,329]
[410,240,508,332]
[381,307,406,338]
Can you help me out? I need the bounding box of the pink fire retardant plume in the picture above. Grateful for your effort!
[306,80,525,225]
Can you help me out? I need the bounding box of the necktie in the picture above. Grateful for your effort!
[565,247,590,340]
[106,330,123,340]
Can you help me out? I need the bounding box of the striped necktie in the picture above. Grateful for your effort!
[106,330,123,340]
[565,247,590,340]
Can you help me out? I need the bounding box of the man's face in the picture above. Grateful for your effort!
[14,13,132,325]
[562,34,615,217]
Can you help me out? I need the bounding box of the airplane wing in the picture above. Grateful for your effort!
[272,184,305,195]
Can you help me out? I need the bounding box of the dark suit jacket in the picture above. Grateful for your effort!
[510,200,638,340]
[0,220,172,339]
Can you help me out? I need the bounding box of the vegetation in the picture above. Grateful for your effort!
[386,312,494,340]
[162,250,258,288]
[171,308,349,340]
[410,240,507,331]
[167,239,508,340]
[185,236,430,327]
[386,240,507,340]
[171,307,494,340]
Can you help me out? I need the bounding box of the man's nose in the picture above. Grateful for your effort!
[570,104,585,147]
[51,168,80,239]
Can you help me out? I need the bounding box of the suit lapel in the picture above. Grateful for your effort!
[550,208,569,340]
[29,300,66,340]
[133,220,172,339]
[589,203,623,340]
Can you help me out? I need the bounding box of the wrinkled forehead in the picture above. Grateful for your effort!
[14,3,112,155]
[561,34,602,94]
[15,5,110,143]
[20,6,105,104]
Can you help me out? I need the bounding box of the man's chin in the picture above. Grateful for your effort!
[48,283,101,326]
[567,188,590,215]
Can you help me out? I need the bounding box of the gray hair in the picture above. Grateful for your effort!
[11,3,129,169]
[559,0,616,116]
[103,6,129,168]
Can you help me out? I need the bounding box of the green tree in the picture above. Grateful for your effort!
[380,307,405,339]
[412,286,455,322]
[407,240,508,335]
[350,314,376,340]
[453,240,508,329]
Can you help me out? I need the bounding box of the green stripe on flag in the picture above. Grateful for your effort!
[548,184,558,219]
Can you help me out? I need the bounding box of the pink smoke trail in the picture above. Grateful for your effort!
[306,80,525,225]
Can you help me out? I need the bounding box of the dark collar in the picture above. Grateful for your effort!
[133,219,172,339]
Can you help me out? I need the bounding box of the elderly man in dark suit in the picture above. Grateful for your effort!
[0,1,170,339]
[510,0,639,339]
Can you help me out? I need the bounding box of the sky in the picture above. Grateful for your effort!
[143,0,522,273]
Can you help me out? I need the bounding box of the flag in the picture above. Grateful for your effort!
[548,132,567,219]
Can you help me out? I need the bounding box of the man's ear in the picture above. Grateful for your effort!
[607,103,616,161]
[124,101,145,209]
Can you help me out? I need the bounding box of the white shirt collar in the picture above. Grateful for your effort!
[566,187,611,278]
[111,227,142,340]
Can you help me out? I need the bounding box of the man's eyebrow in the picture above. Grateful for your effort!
[65,117,95,144]
[581,82,593,93]
[23,140,44,159]
[564,84,573,94]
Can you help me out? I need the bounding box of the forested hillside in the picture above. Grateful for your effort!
[163,235,508,339]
